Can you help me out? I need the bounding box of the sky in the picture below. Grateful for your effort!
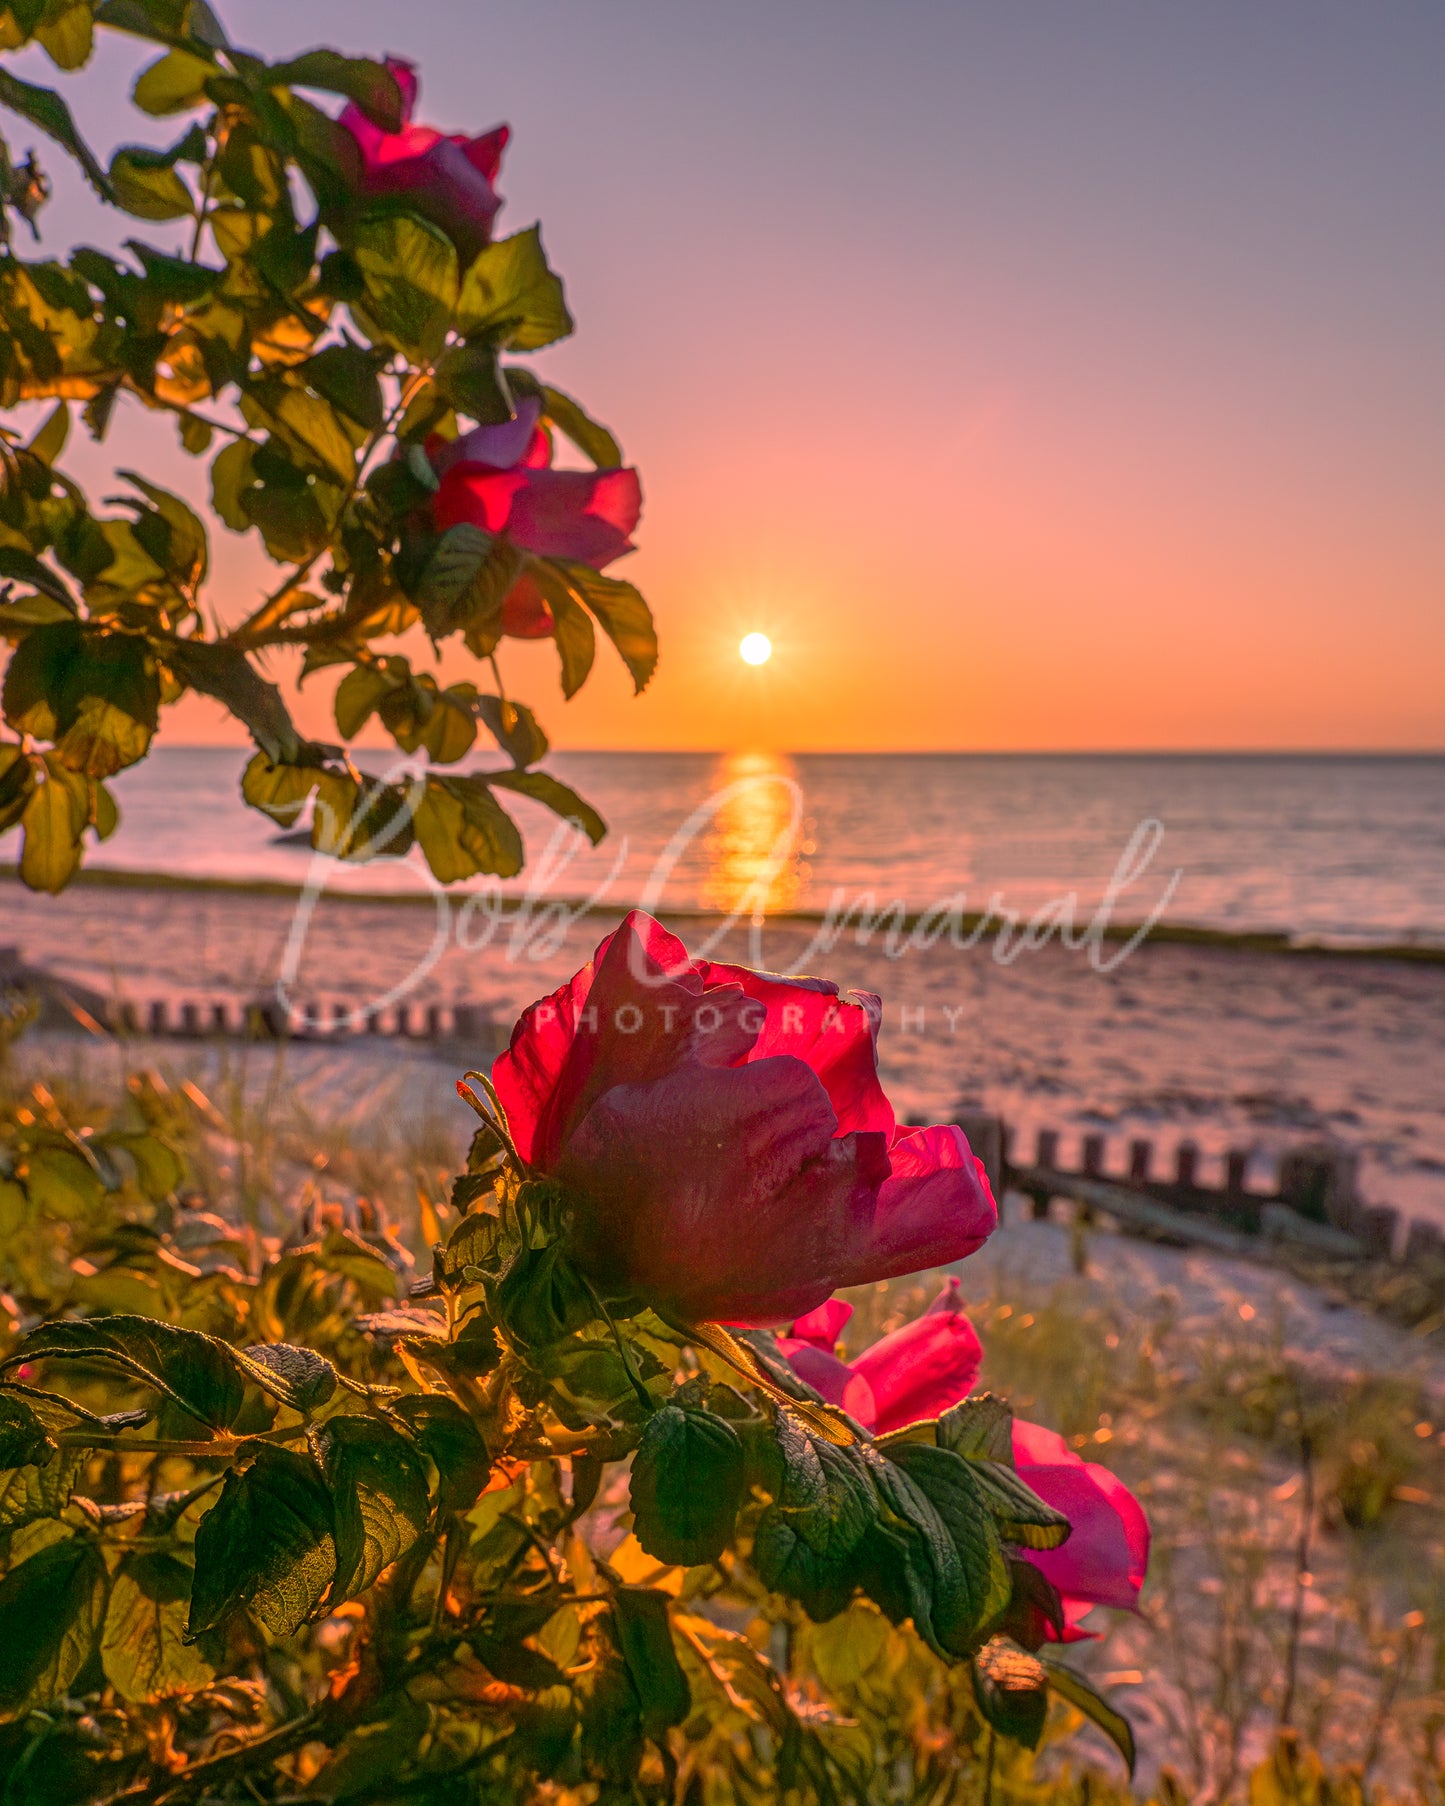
[10,1,1445,751]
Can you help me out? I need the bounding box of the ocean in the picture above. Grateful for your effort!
[88,748,1445,950]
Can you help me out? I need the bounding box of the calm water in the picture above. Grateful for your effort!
[92,748,1444,949]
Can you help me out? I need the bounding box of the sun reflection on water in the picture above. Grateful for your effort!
[702,751,813,918]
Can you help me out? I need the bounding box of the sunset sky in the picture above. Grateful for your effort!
[15,1,1444,751]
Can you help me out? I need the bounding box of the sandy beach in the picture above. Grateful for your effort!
[6,873,1444,1233]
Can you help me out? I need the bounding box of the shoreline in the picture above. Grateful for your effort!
[4,866,1442,967]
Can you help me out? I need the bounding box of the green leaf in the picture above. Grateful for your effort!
[264,50,403,132]
[116,471,208,590]
[18,766,82,892]
[630,1404,745,1567]
[242,379,364,485]
[333,662,391,739]
[611,1588,691,1741]
[774,1413,876,1563]
[300,343,384,434]
[169,641,319,766]
[552,561,657,693]
[0,1391,55,1469]
[34,0,95,70]
[352,211,458,359]
[13,1316,244,1431]
[752,1508,857,1622]
[456,225,573,350]
[0,1442,84,1529]
[526,565,595,698]
[110,144,194,220]
[0,1537,108,1711]
[488,769,605,843]
[102,1129,184,1200]
[0,66,112,198]
[0,545,77,610]
[5,621,159,777]
[187,1445,335,1640]
[231,1344,338,1415]
[475,693,547,769]
[132,46,214,114]
[209,435,256,531]
[412,773,523,883]
[1041,1654,1137,1777]
[22,1143,101,1220]
[973,1637,1049,1750]
[417,523,492,635]
[434,341,512,424]
[0,746,37,833]
[25,399,69,466]
[970,1460,1071,1552]
[311,1414,429,1601]
[877,1442,1010,1656]
[101,1551,214,1702]
[937,1394,1015,1463]
[540,383,622,467]
[390,1394,491,1515]
[808,1602,890,1688]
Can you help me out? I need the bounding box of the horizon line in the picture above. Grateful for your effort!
[146,744,1445,759]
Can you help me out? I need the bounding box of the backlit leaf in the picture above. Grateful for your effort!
[611,1588,690,1741]
[13,1315,244,1430]
[232,1343,338,1414]
[102,1551,214,1702]
[312,1413,429,1600]
[187,1445,335,1640]
[0,1536,108,1711]
[488,769,606,844]
[1042,1654,1137,1776]
[456,224,572,350]
[630,1404,745,1567]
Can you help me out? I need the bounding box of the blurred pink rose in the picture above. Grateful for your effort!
[489,911,997,1324]
[779,1280,1149,1635]
[431,395,642,576]
[339,57,507,259]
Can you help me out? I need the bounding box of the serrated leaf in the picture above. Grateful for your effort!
[752,1507,856,1622]
[488,769,606,844]
[525,566,594,698]
[265,50,403,132]
[475,693,547,768]
[300,342,384,433]
[390,1394,491,1515]
[413,774,523,883]
[1042,1655,1137,1776]
[0,1441,84,1529]
[0,1391,55,1469]
[611,1588,691,1741]
[102,1551,214,1702]
[0,546,76,609]
[312,1414,430,1601]
[937,1393,1014,1463]
[551,561,656,693]
[18,768,82,892]
[12,1315,244,1431]
[0,1537,108,1711]
[434,340,511,424]
[172,642,318,765]
[34,1,94,71]
[774,1410,875,1562]
[187,1445,335,1640]
[352,210,458,359]
[879,1442,1011,1655]
[970,1459,1072,1551]
[539,383,622,467]
[232,1344,337,1414]
[26,399,69,466]
[630,1404,745,1567]
[456,225,572,350]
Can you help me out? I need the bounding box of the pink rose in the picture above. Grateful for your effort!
[779,1281,1149,1635]
[489,911,997,1325]
[339,57,508,260]
[430,395,643,575]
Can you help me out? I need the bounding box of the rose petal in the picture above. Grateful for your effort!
[1013,1419,1150,1613]
[832,1125,997,1287]
[432,463,641,569]
[560,1055,888,1323]
[775,1338,878,1426]
[697,964,893,1138]
[434,395,544,478]
[851,1284,984,1435]
[787,1298,854,1351]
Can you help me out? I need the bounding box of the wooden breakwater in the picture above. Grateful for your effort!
[946,1108,1442,1280]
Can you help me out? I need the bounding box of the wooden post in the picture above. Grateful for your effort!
[1175,1141,1198,1190]
[1403,1220,1444,1268]
[1128,1138,1153,1184]
[427,1004,446,1039]
[210,1001,231,1036]
[1359,1206,1399,1260]
[1277,1143,1360,1231]
[1035,1128,1059,1171]
[955,1110,1004,1202]
[453,1004,479,1040]
[1225,1149,1250,1196]
[332,1001,351,1035]
[116,1000,140,1034]
[1081,1133,1105,1177]
[147,1000,168,1036]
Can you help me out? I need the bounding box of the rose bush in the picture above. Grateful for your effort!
[490,909,998,1322]
[779,1280,1151,1637]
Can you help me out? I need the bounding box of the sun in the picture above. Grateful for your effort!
[739,632,773,666]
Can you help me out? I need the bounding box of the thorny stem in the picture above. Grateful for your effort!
[57,1422,305,1458]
